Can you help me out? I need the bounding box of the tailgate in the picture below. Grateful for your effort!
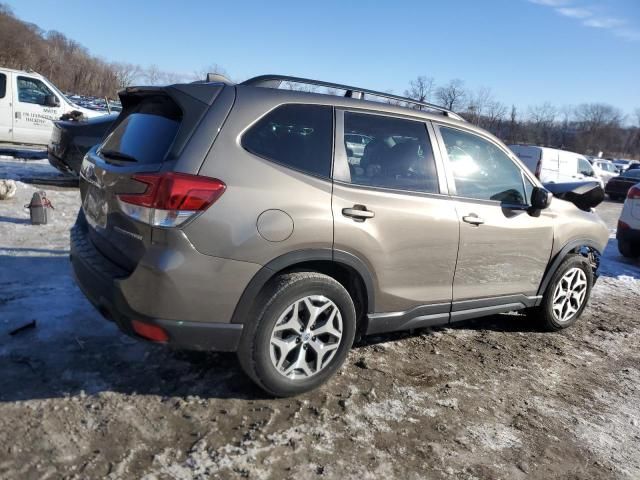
[79,83,231,271]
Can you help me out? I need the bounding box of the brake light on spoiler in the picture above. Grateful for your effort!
[117,172,226,227]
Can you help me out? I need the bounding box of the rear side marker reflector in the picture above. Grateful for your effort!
[132,320,169,342]
[117,172,226,227]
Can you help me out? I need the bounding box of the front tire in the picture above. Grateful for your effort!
[534,255,593,331]
[237,272,356,397]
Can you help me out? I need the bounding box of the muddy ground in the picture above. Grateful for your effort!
[1,158,639,479]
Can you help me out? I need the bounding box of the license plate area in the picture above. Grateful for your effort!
[83,184,108,229]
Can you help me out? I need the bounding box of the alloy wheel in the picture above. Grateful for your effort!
[269,295,343,380]
[552,267,588,323]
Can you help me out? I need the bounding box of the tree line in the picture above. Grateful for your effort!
[0,4,201,97]
[1,3,638,158]
[402,76,640,159]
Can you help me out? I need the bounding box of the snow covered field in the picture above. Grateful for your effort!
[1,157,639,479]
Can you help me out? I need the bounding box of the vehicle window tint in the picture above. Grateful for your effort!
[622,169,640,179]
[17,76,55,105]
[343,112,438,193]
[440,126,526,204]
[99,95,181,165]
[0,74,6,99]
[242,104,333,178]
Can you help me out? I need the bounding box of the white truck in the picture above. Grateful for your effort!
[0,67,105,147]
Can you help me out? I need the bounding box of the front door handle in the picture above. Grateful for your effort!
[342,205,375,222]
[462,214,484,225]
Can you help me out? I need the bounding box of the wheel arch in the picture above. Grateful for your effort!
[537,238,602,297]
[230,249,376,326]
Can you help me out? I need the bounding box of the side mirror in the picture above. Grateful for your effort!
[44,94,60,107]
[531,186,552,210]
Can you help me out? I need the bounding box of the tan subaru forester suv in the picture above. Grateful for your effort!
[71,74,609,396]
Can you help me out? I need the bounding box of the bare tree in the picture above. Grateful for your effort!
[483,99,507,133]
[574,103,623,154]
[143,64,163,85]
[436,79,467,112]
[112,62,141,89]
[192,63,228,82]
[506,105,519,144]
[465,87,493,125]
[404,76,435,109]
[527,103,557,146]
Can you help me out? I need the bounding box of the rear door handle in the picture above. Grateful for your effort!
[342,205,375,222]
[462,214,484,225]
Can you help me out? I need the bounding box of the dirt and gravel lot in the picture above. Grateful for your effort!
[1,157,639,479]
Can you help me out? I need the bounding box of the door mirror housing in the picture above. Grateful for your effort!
[531,186,552,210]
[44,94,60,107]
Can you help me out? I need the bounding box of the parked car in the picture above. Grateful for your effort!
[508,145,603,186]
[71,75,608,396]
[627,162,640,171]
[0,67,107,146]
[48,113,117,175]
[612,159,632,173]
[617,183,640,258]
[605,169,640,201]
[591,159,619,184]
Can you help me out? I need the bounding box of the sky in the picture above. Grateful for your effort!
[5,0,640,118]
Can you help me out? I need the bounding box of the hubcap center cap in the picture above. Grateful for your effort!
[301,332,311,343]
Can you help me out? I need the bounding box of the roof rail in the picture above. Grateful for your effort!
[241,74,466,122]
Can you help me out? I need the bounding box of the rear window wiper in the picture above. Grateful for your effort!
[100,149,138,163]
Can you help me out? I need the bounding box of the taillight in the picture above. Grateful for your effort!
[117,172,226,227]
[534,159,542,179]
[618,220,630,230]
[628,185,640,200]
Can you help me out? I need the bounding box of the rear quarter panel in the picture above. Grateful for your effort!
[183,87,334,265]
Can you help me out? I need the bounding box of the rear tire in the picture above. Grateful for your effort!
[618,239,639,258]
[533,254,593,331]
[237,272,356,397]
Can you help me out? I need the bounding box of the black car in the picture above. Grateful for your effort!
[48,113,117,175]
[604,169,640,201]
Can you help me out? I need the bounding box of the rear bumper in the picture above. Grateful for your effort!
[617,225,640,244]
[48,151,76,175]
[70,214,244,351]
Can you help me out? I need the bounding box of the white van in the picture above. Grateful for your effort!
[508,145,603,187]
[0,67,105,147]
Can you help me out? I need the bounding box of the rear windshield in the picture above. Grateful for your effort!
[99,95,181,164]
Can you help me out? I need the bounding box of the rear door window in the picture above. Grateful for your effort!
[99,95,181,165]
[0,73,6,99]
[342,111,439,193]
[242,104,333,178]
